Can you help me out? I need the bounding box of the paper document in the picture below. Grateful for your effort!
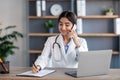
[17,69,55,77]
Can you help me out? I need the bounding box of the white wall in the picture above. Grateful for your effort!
[0,0,29,67]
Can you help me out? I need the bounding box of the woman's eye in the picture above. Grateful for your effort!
[66,25,70,27]
[59,24,63,26]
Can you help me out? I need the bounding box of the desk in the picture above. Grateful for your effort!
[0,67,120,80]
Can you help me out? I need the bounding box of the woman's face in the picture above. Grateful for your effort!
[58,17,73,36]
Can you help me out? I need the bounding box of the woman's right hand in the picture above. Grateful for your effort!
[32,64,41,73]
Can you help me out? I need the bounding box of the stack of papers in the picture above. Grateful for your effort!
[17,69,55,77]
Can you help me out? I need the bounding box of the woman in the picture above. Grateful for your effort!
[32,11,88,73]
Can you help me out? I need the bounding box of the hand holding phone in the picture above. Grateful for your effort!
[69,24,77,38]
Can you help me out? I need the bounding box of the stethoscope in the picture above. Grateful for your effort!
[52,34,62,61]
[52,34,60,49]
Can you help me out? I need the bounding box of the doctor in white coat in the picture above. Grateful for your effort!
[32,11,88,73]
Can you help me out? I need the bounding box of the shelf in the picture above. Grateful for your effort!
[29,15,119,19]
[113,51,120,55]
[29,16,58,19]
[78,33,119,37]
[78,15,119,19]
[29,33,119,37]
[29,50,42,54]
[29,50,119,55]
[29,33,58,36]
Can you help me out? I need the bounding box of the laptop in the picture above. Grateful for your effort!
[65,50,112,77]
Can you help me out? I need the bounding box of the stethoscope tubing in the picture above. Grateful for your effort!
[52,34,62,61]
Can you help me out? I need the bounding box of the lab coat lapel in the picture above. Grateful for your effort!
[57,34,67,61]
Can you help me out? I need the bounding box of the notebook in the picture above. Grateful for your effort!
[65,50,112,77]
[17,69,55,77]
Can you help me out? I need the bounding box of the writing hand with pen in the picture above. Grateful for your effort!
[32,63,41,73]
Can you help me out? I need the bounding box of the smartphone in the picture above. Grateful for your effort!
[72,24,76,31]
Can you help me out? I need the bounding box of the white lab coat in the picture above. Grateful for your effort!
[35,34,88,69]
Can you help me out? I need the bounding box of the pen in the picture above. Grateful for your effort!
[33,63,37,69]
[33,63,41,72]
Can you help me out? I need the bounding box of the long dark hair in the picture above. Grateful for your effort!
[58,11,77,25]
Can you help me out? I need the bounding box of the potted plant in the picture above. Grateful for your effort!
[104,8,114,15]
[0,25,23,73]
[44,20,55,33]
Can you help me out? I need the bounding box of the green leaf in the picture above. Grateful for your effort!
[44,20,55,28]
[5,25,16,30]
[0,25,23,61]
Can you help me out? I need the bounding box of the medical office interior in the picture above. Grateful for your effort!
[0,0,120,69]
